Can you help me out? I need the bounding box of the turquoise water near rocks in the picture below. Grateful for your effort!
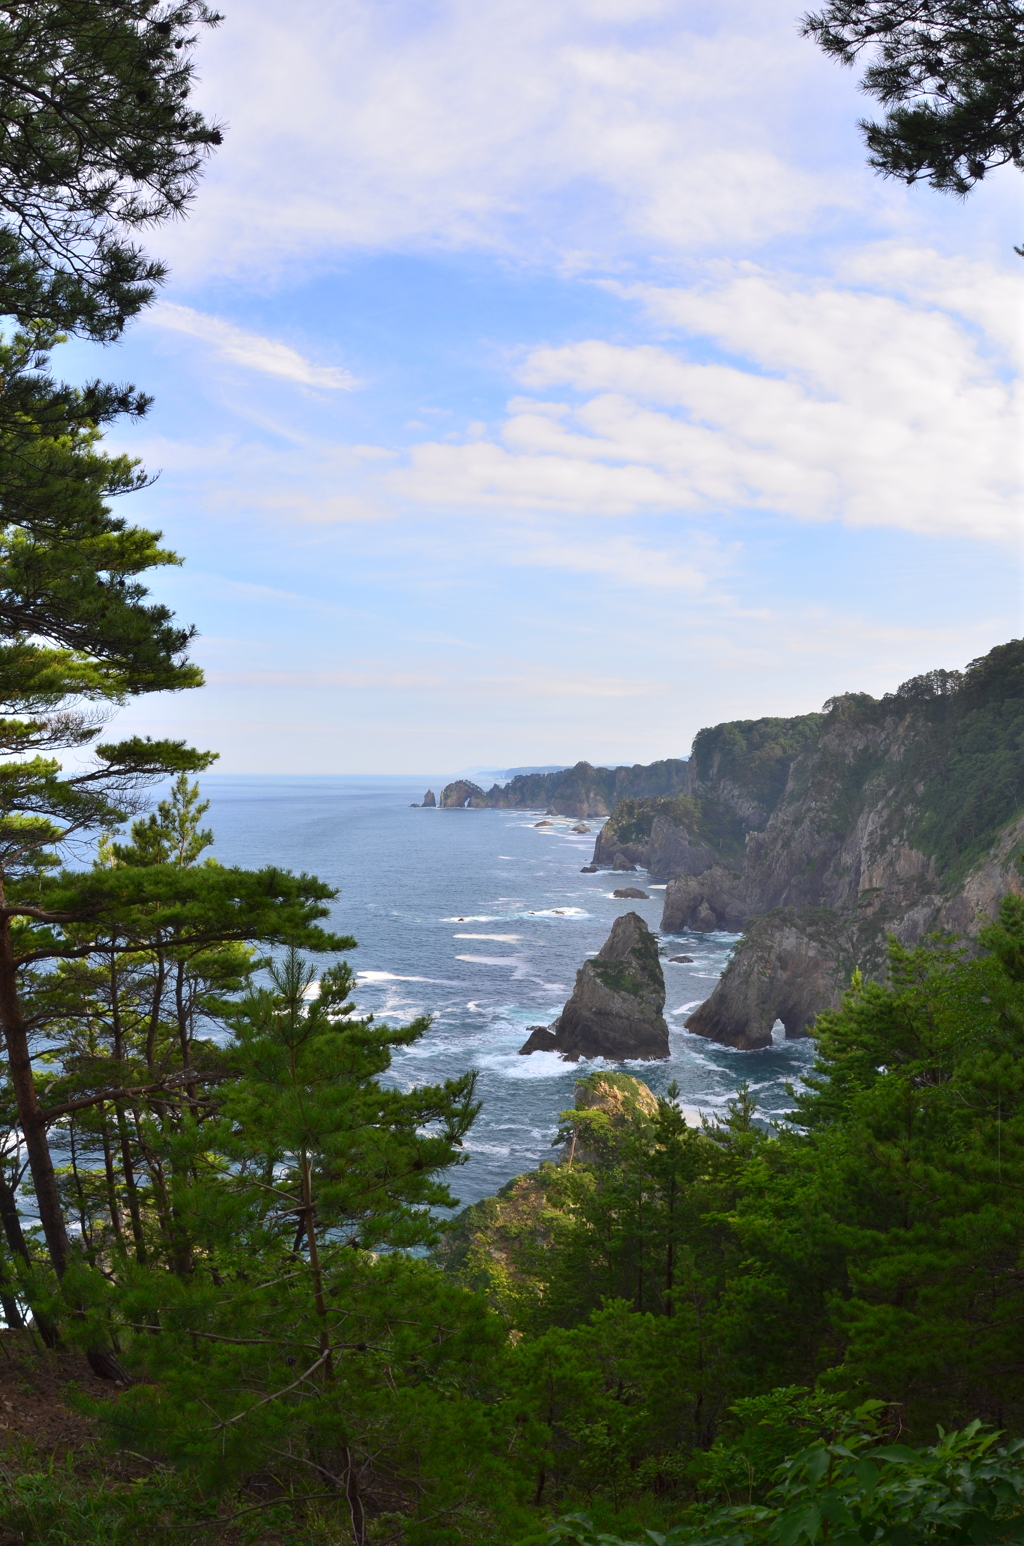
[199,774,817,1209]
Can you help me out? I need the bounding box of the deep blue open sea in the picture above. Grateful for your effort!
[199,775,817,1210]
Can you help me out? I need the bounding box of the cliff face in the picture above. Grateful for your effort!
[519,912,669,1061]
[438,779,488,808]
[483,759,689,818]
[432,760,692,819]
[594,796,723,874]
[595,642,1024,1049]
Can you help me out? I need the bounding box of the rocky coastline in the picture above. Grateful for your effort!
[425,759,690,818]
[587,642,1024,1050]
[425,641,1023,1055]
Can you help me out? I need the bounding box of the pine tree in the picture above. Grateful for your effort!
[0,1,223,339]
[802,1,1024,237]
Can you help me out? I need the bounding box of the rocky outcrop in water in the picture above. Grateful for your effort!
[661,866,748,933]
[594,800,720,876]
[518,912,669,1061]
[439,780,488,808]
[685,910,843,1049]
[422,789,436,807]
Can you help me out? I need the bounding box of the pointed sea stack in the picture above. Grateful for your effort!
[422,789,436,807]
[519,912,669,1061]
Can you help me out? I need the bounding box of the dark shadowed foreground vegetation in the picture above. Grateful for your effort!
[1,841,1023,1544]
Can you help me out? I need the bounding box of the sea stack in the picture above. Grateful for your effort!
[519,912,669,1061]
[422,789,436,807]
[440,780,486,808]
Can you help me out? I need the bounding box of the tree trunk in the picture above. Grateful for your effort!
[146,949,166,1074]
[100,1116,125,1251]
[300,1150,331,1371]
[114,1106,147,1264]
[0,1169,37,1332]
[0,918,132,1380]
[68,1118,95,1265]
[0,1248,23,1330]
[341,1445,367,1546]
[0,911,69,1276]
[0,1167,30,1267]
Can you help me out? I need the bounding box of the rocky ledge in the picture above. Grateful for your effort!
[661,865,748,933]
[519,912,669,1062]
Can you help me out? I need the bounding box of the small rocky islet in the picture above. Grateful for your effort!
[518,911,669,1063]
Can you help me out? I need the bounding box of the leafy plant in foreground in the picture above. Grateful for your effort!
[523,1416,1024,1545]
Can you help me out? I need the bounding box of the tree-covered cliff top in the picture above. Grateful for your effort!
[598,638,1024,887]
[837,637,1024,878]
[476,757,691,810]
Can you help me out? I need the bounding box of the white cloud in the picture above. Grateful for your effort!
[389,264,1023,540]
[149,304,358,389]
[163,0,871,281]
[513,533,709,591]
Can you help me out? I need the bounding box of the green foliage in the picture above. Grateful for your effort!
[77,950,525,1542]
[908,641,1024,875]
[690,716,826,817]
[0,0,223,340]
[523,1417,1024,1545]
[0,326,200,694]
[802,1,1024,224]
[486,761,691,812]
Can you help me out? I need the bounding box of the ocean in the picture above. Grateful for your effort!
[200,774,817,1210]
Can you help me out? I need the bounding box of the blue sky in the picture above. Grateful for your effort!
[63,0,1023,773]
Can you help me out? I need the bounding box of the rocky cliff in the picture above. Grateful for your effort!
[519,912,669,1061]
[593,641,1024,1050]
[438,779,488,808]
[434,759,690,819]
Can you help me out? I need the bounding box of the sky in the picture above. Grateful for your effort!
[63,0,1024,774]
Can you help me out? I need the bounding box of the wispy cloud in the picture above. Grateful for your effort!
[387,264,1023,542]
[512,533,710,592]
[208,667,664,699]
[162,0,875,282]
[150,303,359,389]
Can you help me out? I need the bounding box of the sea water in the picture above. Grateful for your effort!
[200,775,817,1210]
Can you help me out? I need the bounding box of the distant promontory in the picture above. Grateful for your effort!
[427,759,690,816]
